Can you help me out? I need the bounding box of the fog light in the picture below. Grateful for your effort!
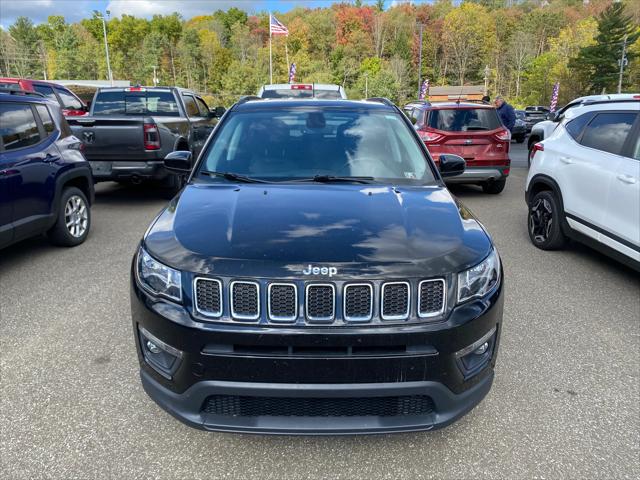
[146,340,161,354]
[474,342,489,355]
[455,327,497,379]
[139,326,183,379]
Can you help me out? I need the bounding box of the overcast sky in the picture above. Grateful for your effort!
[0,0,423,28]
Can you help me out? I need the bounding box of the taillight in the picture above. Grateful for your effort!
[532,143,544,158]
[291,84,312,90]
[418,130,444,143]
[143,122,161,150]
[495,129,511,141]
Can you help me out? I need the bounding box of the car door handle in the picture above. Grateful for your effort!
[617,174,637,185]
[560,156,574,164]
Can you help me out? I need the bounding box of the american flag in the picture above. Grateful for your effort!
[419,79,430,100]
[270,15,289,36]
[289,63,296,83]
[549,82,560,112]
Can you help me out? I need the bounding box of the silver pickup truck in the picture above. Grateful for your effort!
[67,86,223,191]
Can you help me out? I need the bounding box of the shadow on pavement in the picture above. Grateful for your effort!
[94,182,172,206]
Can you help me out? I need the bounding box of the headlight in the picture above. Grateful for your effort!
[457,248,500,303]
[137,247,182,302]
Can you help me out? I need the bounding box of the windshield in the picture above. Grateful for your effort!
[198,108,435,184]
[427,108,501,132]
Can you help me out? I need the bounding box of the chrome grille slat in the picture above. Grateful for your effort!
[381,282,410,320]
[305,284,335,322]
[268,283,298,322]
[418,279,446,318]
[343,284,373,321]
[230,281,260,320]
[193,277,223,317]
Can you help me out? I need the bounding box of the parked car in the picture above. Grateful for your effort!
[404,101,510,194]
[523,105,549,132]
[0,90,94,249]
[66,86,224,194]
[513,110,527,143]
[526,98,639,270]
[131,97,504,434]
[257,83,347,99]
[0,78,88,116]
[527,93,640,166]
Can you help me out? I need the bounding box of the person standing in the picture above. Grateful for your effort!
[494,95,516,133]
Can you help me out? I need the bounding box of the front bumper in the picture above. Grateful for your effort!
[131,273,503,434]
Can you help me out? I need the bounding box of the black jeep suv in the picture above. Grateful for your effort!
[131,98,504,434]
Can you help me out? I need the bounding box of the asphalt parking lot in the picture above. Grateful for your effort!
[1,143,638,479]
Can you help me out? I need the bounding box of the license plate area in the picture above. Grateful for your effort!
[91,161,112,175]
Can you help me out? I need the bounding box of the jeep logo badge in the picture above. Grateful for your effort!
[302,265,338,277]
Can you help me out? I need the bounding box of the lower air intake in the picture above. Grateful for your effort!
[202,395,434,417]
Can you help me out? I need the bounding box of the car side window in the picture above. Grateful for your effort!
[579,112,637,156]
[33,84,58,103]
[54,87,83,110]
[195,97,210,117]
[0,103,42,150]
[35,104,56,137]
[182,94,200,117]
[565,112,594,141]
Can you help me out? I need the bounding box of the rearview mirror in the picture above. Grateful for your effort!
[164,150,192,173]
[547,112,558,122]
[438,154,466,178]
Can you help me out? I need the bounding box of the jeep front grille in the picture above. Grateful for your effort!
[343,284,373,321]
[194,278,222,317]
[418,279,446,317]
[305,284,335,322]
[268,283,297,321]
[193,278,447,325]
[230,281,260,320]
[381,282,410,320]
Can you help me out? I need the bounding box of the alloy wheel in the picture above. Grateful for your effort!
[529,198,553,243]
[65,195,89,238]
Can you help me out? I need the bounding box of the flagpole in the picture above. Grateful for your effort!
[269,13,273,84]
[285,43,289,82]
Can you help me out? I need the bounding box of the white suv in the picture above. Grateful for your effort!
[525,98,640,270]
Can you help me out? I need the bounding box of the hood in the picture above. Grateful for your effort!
[144,182,492,278]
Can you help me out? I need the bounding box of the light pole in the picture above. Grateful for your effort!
[483,65,490,96]
[97,11,113,86]
[364,72,368,98]
[417,23,423,99]
[152,65,159,86]
[617,34,628,94]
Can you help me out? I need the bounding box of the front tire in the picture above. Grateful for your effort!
[161,173,186,199]
[47,187,91,247]
[482,178,506,194]
[515,134,525,143]
[528,191,566,250]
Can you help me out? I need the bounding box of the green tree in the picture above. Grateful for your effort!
[570,2,640,93]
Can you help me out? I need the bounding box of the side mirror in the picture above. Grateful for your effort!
[213,106,226,117]
[548,112,558,122]
[439,154,466,178]
[164,150,192,173]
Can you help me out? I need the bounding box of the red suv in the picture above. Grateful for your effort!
[404,101,511,194]
[0,78,87,116]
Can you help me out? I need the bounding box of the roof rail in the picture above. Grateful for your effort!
[366,97,395,107]
[1,88,45,98]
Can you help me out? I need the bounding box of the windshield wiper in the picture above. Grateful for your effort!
[200,171,271,183]
[291,175,375,184]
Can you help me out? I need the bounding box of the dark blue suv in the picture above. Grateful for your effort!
[0,91,94,249]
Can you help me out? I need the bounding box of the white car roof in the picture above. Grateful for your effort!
[564,97,640,120]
